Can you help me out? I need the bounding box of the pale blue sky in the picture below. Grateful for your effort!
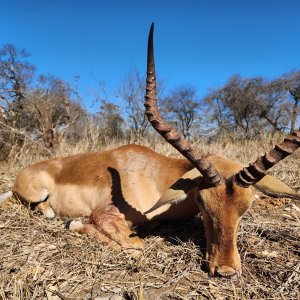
[1,0,300,111]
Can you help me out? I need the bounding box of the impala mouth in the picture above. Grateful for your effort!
[213,266,240,278]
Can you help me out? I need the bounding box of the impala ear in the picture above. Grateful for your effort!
[144,177,203,214]
[254,175,300,201]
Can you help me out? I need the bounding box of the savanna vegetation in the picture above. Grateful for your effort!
[0,44,299,161]
[0,44,299,299]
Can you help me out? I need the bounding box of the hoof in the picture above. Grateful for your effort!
[43,207,55,219]
[66,220,84,231]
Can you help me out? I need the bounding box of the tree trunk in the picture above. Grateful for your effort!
[290,97,299,133]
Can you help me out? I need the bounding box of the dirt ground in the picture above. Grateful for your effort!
[0,158,300,300]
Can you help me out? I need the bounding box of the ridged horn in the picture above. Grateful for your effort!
[144,23,221,186]
[235,130,300,188]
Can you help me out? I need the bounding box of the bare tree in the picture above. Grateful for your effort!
[282,71,300,132]
[97,100,124,140]
[161,85,201,139]
[0,44,35,126]
[0,44,88,158]
[26,75,82,149]
[0,44,36,159]
[205,75,292,137]
[258,79,291,132]
[205,75,264,137]
[118,70,149,142]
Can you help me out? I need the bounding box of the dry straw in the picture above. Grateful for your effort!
[0,135,299,299]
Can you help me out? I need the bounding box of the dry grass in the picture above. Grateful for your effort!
[0,136,300,300]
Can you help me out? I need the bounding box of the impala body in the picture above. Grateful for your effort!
[14,145,195,220]
[1,24,300,278]
[6,142,300,277]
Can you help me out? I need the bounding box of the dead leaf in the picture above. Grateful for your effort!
[262,250,278,258]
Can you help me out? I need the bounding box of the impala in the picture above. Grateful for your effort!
[1,24,299,277]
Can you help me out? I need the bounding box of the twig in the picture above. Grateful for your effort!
[278,261,300,292]
[45,288,67,300]
[0,121,52,154]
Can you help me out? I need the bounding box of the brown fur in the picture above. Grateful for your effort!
[9,144,300,277]
[196,178,255,276]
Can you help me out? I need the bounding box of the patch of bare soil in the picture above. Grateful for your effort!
[0,165,300,299]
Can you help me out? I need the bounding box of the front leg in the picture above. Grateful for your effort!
[91,205,144,256]
[68,204,144,257]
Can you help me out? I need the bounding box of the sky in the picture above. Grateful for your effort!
[1,0,300,112]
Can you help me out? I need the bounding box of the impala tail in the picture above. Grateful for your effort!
[0,191,13,205]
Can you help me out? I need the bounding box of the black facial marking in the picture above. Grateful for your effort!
[225,178,235,196]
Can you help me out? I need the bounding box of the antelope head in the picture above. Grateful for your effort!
[145,23,300,277]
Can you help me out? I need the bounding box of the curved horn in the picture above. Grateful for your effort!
[144,23,221,187]
[235,130,300,188]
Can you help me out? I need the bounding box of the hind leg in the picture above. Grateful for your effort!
[13,168,53,204]
[68,205,144,256]
[13,168,56,218]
